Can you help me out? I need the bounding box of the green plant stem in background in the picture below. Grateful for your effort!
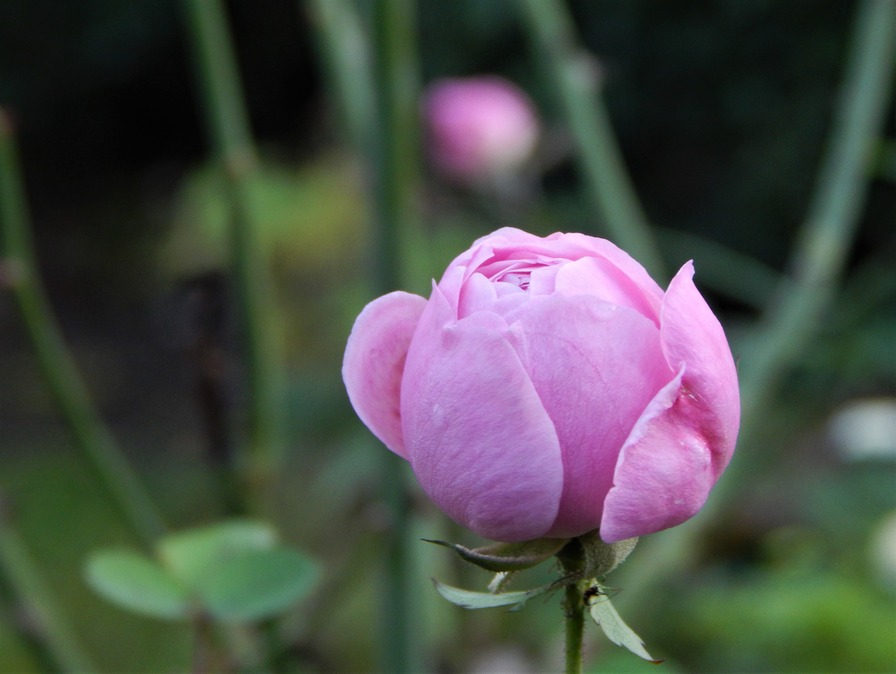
[0,111,166,548]
[181,0,287,505]
[618,0,896,614]
[369,0,424,672]
[654,228,781,311]
[564,582,585,674]
[305,0,376,155]
[0,494,98,673]
[737,0,896,423]
[516,0,664,280]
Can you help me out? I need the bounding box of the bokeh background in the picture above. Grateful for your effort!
[1,1,894,672]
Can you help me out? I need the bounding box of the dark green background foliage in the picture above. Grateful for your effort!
[0,1,893,672]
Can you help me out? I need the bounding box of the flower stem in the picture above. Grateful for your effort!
[0,110,166,548]
[368,0,424,672]
[305,0,376,154]
[180,0,286,508]
[737,0,896,423]
[516,0,664,279]
[0,493,98,672]
[564,582,586,674]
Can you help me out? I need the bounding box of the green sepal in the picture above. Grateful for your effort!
[557,531,638,579]
[424,537,569,572]
[587,582,662,663]
[432,578,555,611]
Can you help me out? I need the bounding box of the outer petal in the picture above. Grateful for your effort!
[504,295,673,538]
[600,367,715,542]
[601,263,740,542]
[401,289,564,542]
[660,262,740,477]
[342,291,427,458]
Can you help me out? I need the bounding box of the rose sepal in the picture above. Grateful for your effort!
[585,579,663,663]
[432,578,557,612]
[556,531,638,580]
[423,537,569,573]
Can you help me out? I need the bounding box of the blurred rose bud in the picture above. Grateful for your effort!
[343,228,740,543]
[422,76,539,185]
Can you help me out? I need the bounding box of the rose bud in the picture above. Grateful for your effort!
[343,228,740,543]
[422,76,539,185]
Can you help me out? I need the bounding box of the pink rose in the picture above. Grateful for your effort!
[343,228,740,543]
[423,76,539,184]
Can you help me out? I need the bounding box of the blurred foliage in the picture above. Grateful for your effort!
[1,0,894,672]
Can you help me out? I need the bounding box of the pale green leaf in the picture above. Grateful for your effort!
[432,579,554,611]
[589,592,661,663]
[198,549,319,622]
[85,550,190,620]
[157,519,277,588]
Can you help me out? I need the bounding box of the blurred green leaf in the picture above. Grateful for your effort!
[161,156,365,279]
[197,548,319,622]
[157,519,276,588]
[85,550,189,620]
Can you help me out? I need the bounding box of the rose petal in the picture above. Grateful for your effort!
[660,262,740,477]
[457,271,498,318]
[600,265,740,542]
[504,295,673,538]
[342,291,427,458]
[600,367,718,542]
[553,257,661,323]
[401,289,564,542]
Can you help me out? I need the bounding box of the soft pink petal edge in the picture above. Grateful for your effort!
[599,367,715,542]
[600,263,740,542]
[342,291,427,458]
[660,261,740,476]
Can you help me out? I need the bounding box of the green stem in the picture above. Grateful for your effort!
[654,228,781,311]
[369,0,423,672]
[737,0,896,422]
[618,0,896,613]
[516,0,664,279]
[564,582,586,674]
[304,0,376,153]
[180,0,286,503]
[0,494,98,672]
[0,111,165,547]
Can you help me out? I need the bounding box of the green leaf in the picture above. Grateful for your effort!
[588,589,661,663]
[85,550,190,620]
[432,578,555,611]
[197,549,319,622]
[424,537,568,572]
[157,519,277,588]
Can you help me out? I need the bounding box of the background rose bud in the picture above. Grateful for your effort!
[343,228,740,543]
[422,76,539,184]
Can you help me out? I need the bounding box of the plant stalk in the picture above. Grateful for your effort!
[180,0,286,505]
[564,582,586,674]
[369,0,424,672]
[0,494,98,672]
[304,0,377,153]
[0,110,165,547]
[516,0,664,279]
